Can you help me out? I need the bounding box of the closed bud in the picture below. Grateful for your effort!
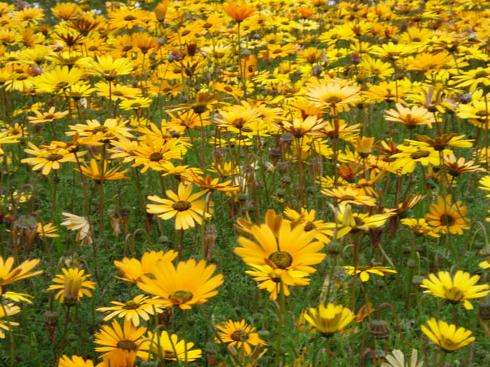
[369,320,389,339]
[412,275,425,286]
[269,147,282,162]
[479,295,490,320]
[44,310,58,327]
[351,53,361,64]
[312,65,323,76]
[11,214,37,250]
[187,43,198,56]
[204,225,217,261]
[154,0,169,22]
[264,161,275,172]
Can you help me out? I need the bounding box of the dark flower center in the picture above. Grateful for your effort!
[46,153,64,161]
[169,290,193,305]
[475,70,487,78]
[304,222,315,231]
[163,350,176,359]
[353,216,365,227]
[340,195,356,202]
[233,118,246,129]
[172,200,192,211]
[410,150,430,160]
[325,96,342,105]
[192,104,207,114]
[92,126,108,133]
[149,152,163,161]
[475,110,486,119]
[268,251,293,269]
[440,214,455,226]
[117,339,138,351]
[230,330,249,342]
[123,301,139,310]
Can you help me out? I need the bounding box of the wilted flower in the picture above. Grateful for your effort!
[61,212,92,245]
[381,349,423,367]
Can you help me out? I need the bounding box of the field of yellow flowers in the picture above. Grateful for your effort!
[0,0,489,366]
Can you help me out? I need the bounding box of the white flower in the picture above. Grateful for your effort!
[381,349,423,367]
[61,212,92,245]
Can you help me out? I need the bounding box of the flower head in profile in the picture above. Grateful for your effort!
[34,66,85,94]
[479,175,490,197]
[279,115,326,139]
[67,118,132,147]
[98,351,137,367]
[36,222,59,239]
[322,186,377,207]
[114,250,177,283]
[390,144,440,175]
[61,212,92,245]
[47,267,95,306]
[306,78,361,113]
[28,107,68,125]
[223,1,254,23]
[283,207,335,244]
[0,257,42,292]
[381,349,424,367]
[421,318,474,352]
[154,0,170,23]
[344,265,397,282]
[480,258,490,270]
[97,295,165,326]
[333,203,393,237]
[80,159,127,182]
[0,131,20,156]
[245,263,310,300]
[215,102,261,134]
[385,104,435,129]
[80,55,133,81]
[215,319,266,355]
[303,303,354,336]
[443,152,483,177]
[420,270,489,310]
[146,330,201,362]
[21,141,78,175]
[137,258,223,310]
[58,355,94,367]
[401,218,440,238]
[52,3,82,20]
[0,303,20,339]
[354,136,375,157]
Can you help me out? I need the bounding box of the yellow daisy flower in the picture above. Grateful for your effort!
[137,258,223,310]
[97,295,165,326]
[215,319,266,355]
[420,270,489,310]
[146,183,211,230]
[47,267,96,305]
[303,303,354,336]
[421,318,474,352]
[344,265,397,282]
[147,330,202,362]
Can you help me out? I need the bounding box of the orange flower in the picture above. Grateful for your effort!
[223,1,254,22]
[154,0,170,23]
[298,7,314,19]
